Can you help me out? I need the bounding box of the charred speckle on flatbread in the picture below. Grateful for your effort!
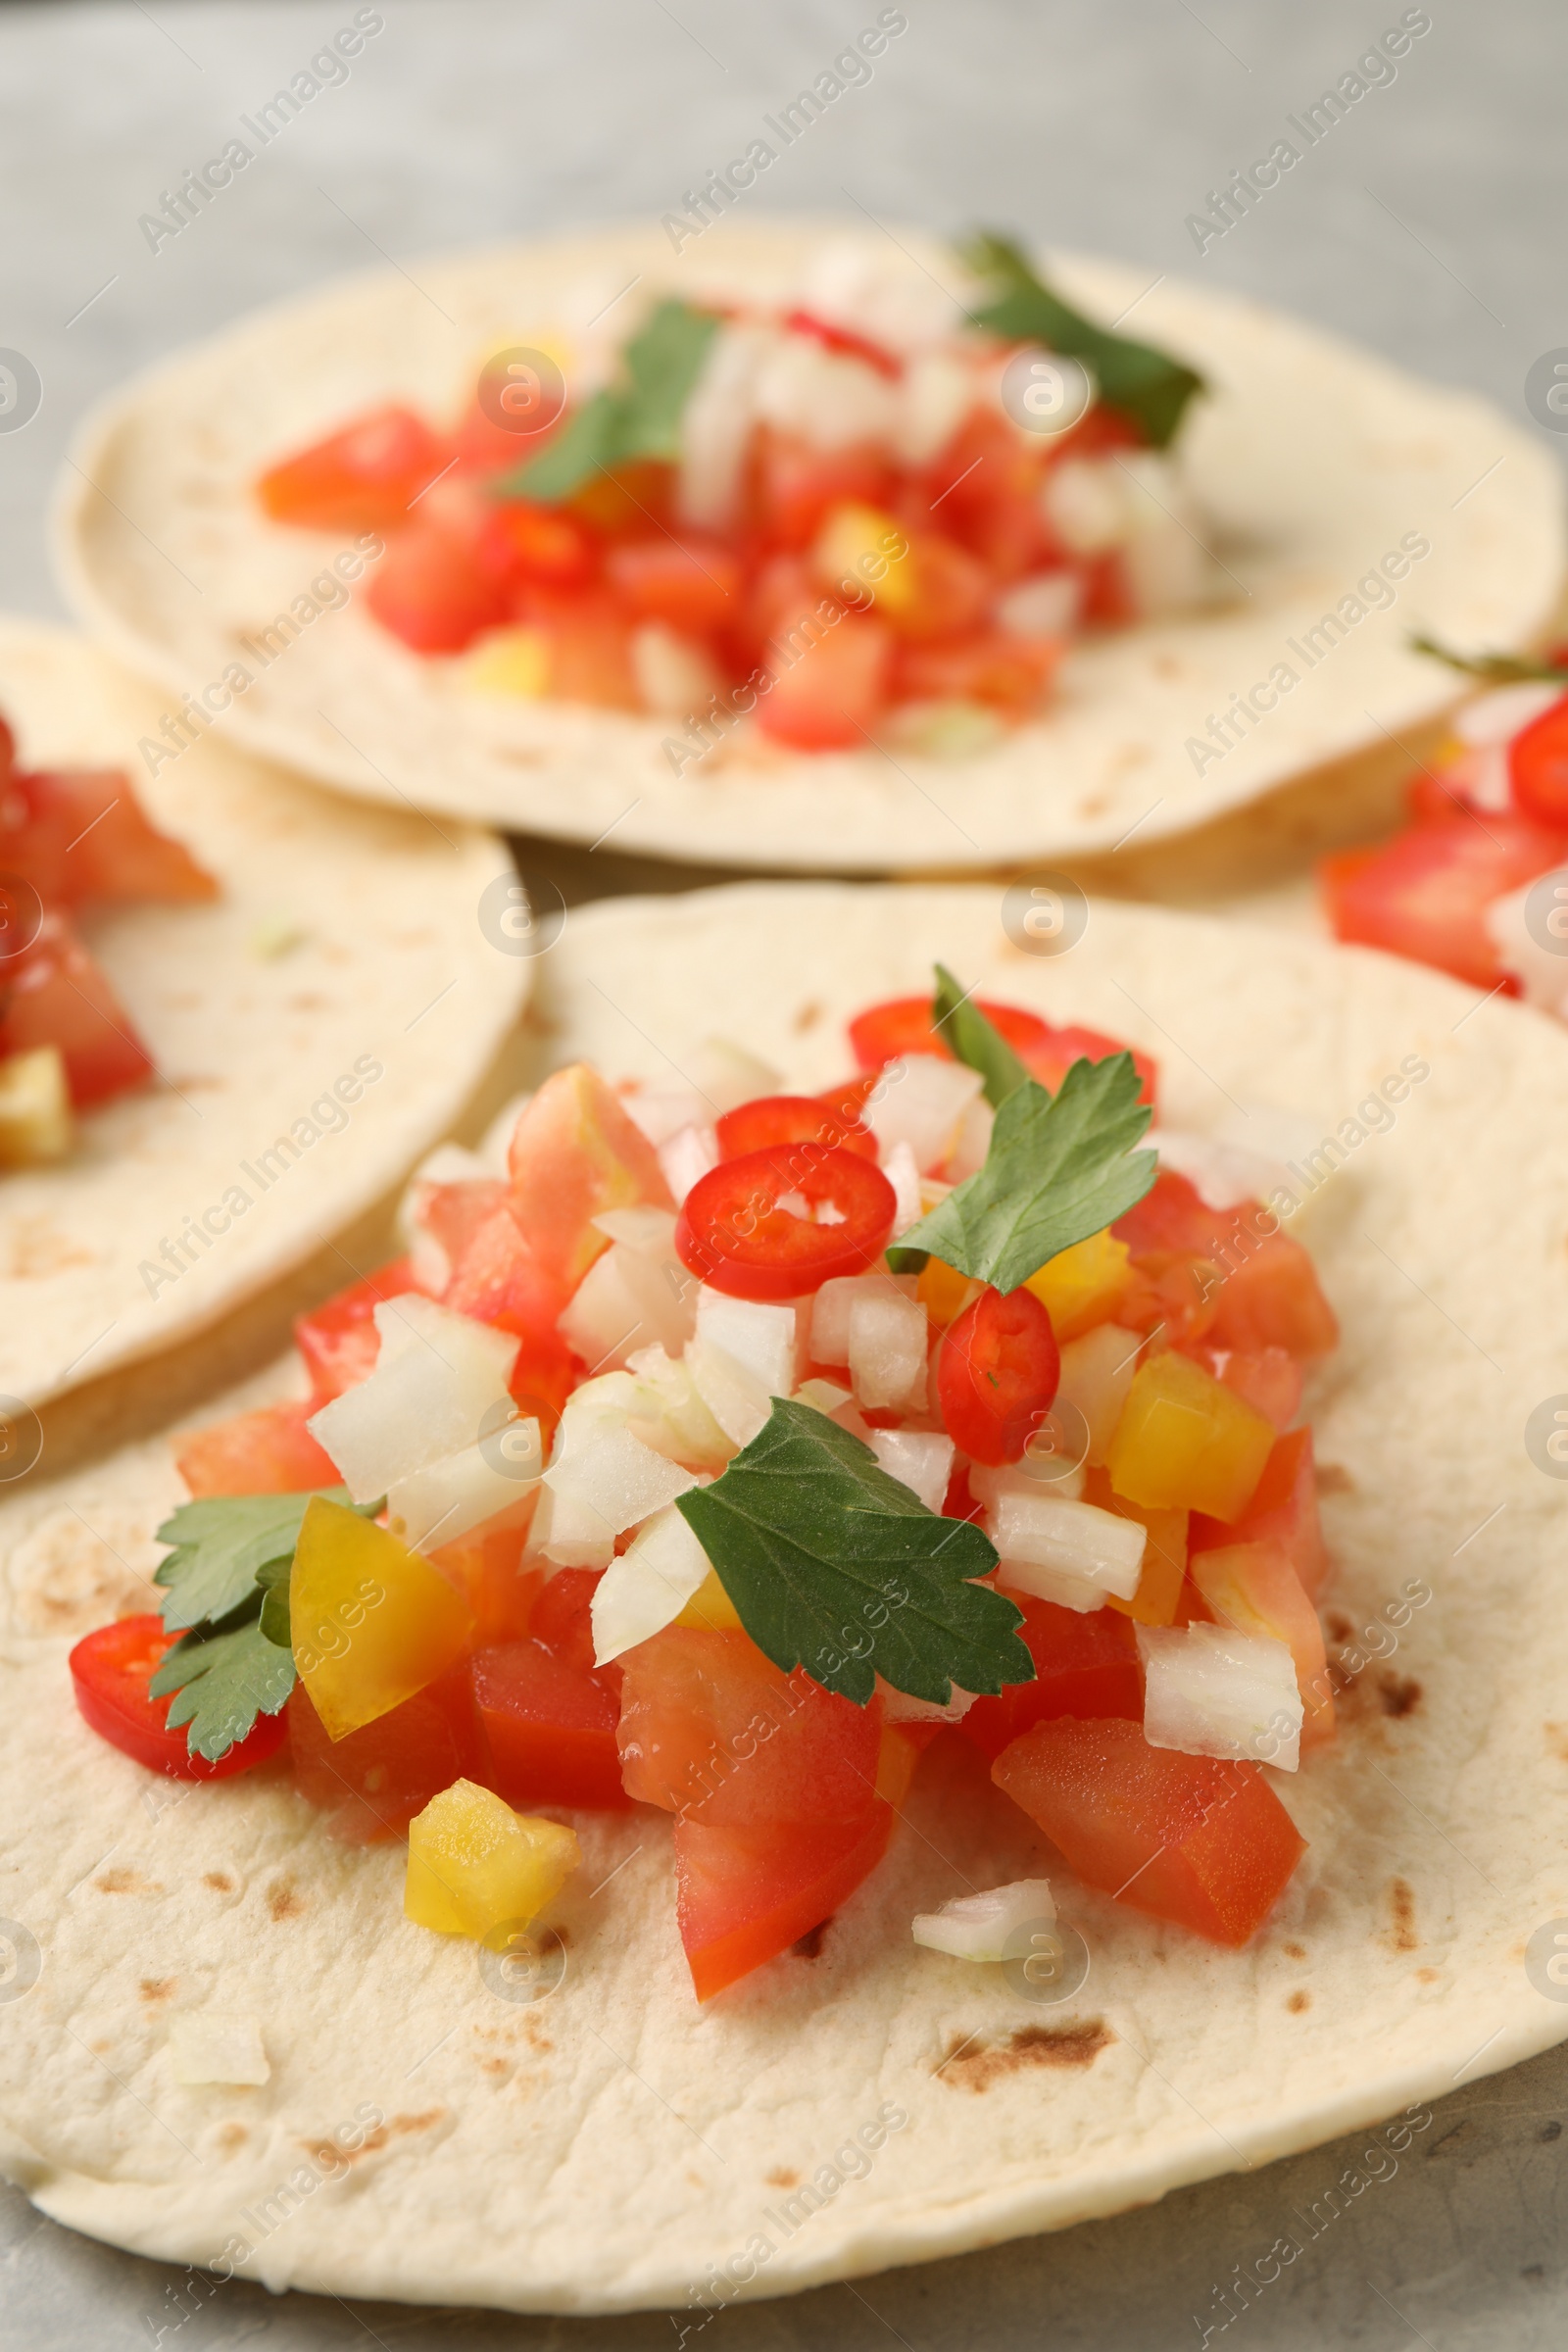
[138,1977,176,2003]
[203,1872,235,1892]
[792,1921,831,1959]
[1315,1462,1355,1494]
[1545,1724,1568,1764]
[1377,1674,1422,1718]
[1326,1611,1355,1646]
[1286,1989,1309,2014]
[392,2109,445,2136]
[1282,1941,1307,1961]
[217,2124,247,2153]
[95,1869,161,1895]
[767,2168,800,2189]
[939,2022,1111,2089]
[1388,1879,1417,1951]
[1416,1967,1440,1984]
[266,1879,306,1922]
[481,2058,511,2080]
[792,1001,822,1032]
[1542,2121,1563,2142]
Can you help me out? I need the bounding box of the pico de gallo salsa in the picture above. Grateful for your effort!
[73,970,1344,2001]
[255,233,1209,755]
[1321,638,1568,1002]
[0,711,215,1167]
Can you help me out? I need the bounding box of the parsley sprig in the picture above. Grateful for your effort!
[963,230,1203,451]
[678,1400,1029,1706]
[1410,631,1568,686]
[495,299,720,505]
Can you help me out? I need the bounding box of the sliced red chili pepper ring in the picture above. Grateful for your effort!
[714,1093,879,1162]
[69,1615,286,1781]
[676,1143,896,1301]
[938,1282,1061,1466]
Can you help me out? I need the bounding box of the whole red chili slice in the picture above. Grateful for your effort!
[1509,693,1568,829]
[715,1093,879,1162]
[676,1144,896,1301]
[938,1283,1061,1467]
[70,1615,286,1780]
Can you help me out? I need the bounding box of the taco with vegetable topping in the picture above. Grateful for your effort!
[2,882,1565,2315]
[58,219,1562,872]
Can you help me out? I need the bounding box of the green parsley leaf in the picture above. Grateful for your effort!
[256,1554,292,1648]
[496,299,721,504]
[889,1051,1156,1293]
[932,962,1030,1108]
[1410,631,1568,686]
[149,1617,297,1763]
[676,1398,1029,1707]
[962,230,1204,451]
[153,1488,365,1633]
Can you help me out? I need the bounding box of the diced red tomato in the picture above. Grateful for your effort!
[0,912,152,1107]
[1320,812,1566,989]
[568,460,678,540]
[1052,407,1148,462]
[886,534,992,642]
[507,1063,672,1285]
[411,1176,510,1286]
[616,1627,882,1825]
[714,1093,878,1162]
[894,629,1061,714]
[781,311,902,378]
[676,1143,895,1300]
[258,405,452,532]
[514,589,640,708]
[1191,1427,1329,1599]
[1205,1232,1339,1362]
[430,1525,541,1648]
[1077,550,1137,626]
[1117,1250,1222,1350]
[917,408,1045,580]
[480,501,599,588]
[993,1716,1306,1946]
[674,1805,894,2000]
[960,1590,1141,1761]
[606,538,741,631]
[1188,1538,1334,1749]
[750,429,894,550]
[288,1664,487,1840]
[1,767,216,908]
[754,612,892,751]
[366,519,510,653]
[1508,693,1568,828]
[938,1283,1060,1466]
[471,1568,629,1809]
[174,1401,338,1498]
[1112,1167,1217,1258]
[293,1256,423,1404]
[71,1615,286,1780]
[846,995,1156,1110]
[439,1203,578,1434]
[1183,1344,1302,1433]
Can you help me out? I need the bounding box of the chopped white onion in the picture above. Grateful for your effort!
[1453,681,1563,747]
[793,1377,870,1439]
[754,333,899,451]
[868,1428,954,1513]
[995,570,1082,638]
[624,1344,736,1470]
[696,1286,800,1398]
[883,1139,924,1236]
[1138,1622,1302,1771]
[1486,865,1568,1016]
[990,1492,1144,1610]
[879,1675,976,1724]
[911,1879,1055,1962]
[169,2014,270,2087]
[385,1419,542,1553]
[592,1206,678,1253]
[678,321,778,532]
[559,1236,696,1372]
[1054,1323,1141,1468]
[969,1459,1084,1509]
[893,350,977,466]
[591,1499,712,1664]
[659,1122,719,1205]
[1043,457,1128,555]
[1150,1127,1294,1214]
[307,1298,519,1504]
[811,1274,889,1367]
[848,1286,928,1411]
[685,1038,782,1115]
[1454,742,1513,812]
[623,1086,709,1150]
[686,1332,771,1449]
[631,622,719,714]
[865,1054,983,1175]
[537,1423,697,1569]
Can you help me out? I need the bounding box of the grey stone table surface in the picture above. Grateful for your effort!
[2,1,1567,2344]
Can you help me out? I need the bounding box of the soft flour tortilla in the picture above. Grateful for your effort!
[4,881,1568,2316]
[0,621,528,1408]
[56,219,1564,873]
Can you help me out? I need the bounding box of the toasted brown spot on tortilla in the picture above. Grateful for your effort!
[767,2168,800,2189]
[95,1868,161,1894]
[203,1872,235,1892]
[1286,1989,1309,2014]
[391,2108,444,2135]
[5,1218,100,1278]
[1315,1461,1355,1494]
[939,2021,1111,2089]
[1417,1967,1440,1984]
[266,1879,305,1921]
[1377,1673,1422,1718]
[480,2057,511,2079]
[1282,1941,1307,1961]
[1545,1723,1568,1764]
[216,2123,247,2153]
[287,993,331,1011]
[1326,1610,1354,1645]
[792,1920,831,1959]
[1388,1878,1417,1951]
[793,1001,821,1033]
[138,1977,176,2003]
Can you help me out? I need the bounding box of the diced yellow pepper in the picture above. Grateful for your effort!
[874,1723,923,1809]
[1024,1230,1132,1341]
[291,1497,474,1741]
[674,1568,744,1632]
[466,626,552,699]
[1104,1351,1274,1522]
[405,1779,579,1941]
[812,501,915,612]
[917,1255,977,1330]
[0,1046,73,1169]
[1084,1468,1189,1626]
